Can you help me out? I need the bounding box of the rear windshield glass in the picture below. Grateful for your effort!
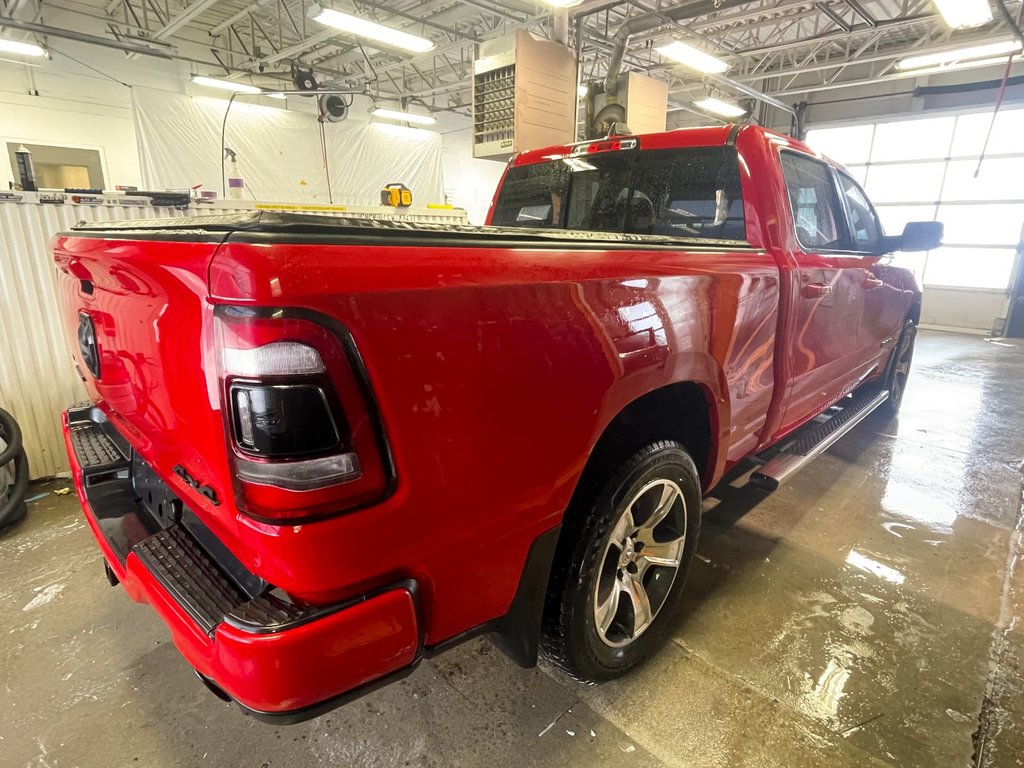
[490,146,746,241]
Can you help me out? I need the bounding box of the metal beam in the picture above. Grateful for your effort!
[149,0,218,40]
[0,16,174,57]
[209,0,275,36]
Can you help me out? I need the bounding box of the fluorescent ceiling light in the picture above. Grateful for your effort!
[266,92,288,100]
[309,4,434,53]
[896,40,1022,70]
[0,38,46,57]
[694,97,746,117]
[539,0,584,6]
[656,41,728,74]
[577,84,588,97]
[371,107,436,125]
[932,0,992,28]
[892,54,1022,78]
[192,75,262,94]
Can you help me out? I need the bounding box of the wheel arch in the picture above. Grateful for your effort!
[488,380,717,670]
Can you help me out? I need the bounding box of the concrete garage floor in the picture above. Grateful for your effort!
[2,330,1022,768]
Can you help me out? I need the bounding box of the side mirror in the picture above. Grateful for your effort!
[881,221,943,253]
[900,221,943,251]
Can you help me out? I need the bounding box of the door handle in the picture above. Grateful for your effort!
[803,282,833,298]
[864,276,884,290]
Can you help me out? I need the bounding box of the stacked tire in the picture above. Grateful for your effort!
[0,408,29,531]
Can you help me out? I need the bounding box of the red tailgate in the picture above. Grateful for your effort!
[52,234,238,545]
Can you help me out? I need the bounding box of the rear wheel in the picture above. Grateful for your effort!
[541,441,701,681]
[883,320,917,415]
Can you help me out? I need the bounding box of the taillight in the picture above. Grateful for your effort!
[214,306,392,522]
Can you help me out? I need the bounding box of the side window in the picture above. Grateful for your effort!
[779,152,847,251]
[838,173,883,253]
[629,147,746,240]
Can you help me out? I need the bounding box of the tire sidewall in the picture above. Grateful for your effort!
[563,443,701,680]
[887,320,917,410]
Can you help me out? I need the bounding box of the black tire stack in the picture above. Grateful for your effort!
[0,408,29,532]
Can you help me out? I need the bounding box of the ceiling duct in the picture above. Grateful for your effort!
[603,0,751,96]
[598,0,795,119]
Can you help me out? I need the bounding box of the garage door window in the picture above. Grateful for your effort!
[807,109,1024,291]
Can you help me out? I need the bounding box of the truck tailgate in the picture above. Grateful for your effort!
[52,231,234,537]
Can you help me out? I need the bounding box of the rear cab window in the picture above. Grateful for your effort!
[491,145,747,242]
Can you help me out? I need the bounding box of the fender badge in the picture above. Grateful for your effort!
[173,464,221,506]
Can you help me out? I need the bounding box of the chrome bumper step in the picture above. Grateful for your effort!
[749,388,889,492]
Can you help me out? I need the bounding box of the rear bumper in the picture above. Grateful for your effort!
[62,405,420,721]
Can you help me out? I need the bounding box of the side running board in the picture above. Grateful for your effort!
[749,389,889,492]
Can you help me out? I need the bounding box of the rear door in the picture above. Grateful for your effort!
[777,151,878,432]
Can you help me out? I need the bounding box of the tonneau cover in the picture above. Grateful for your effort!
[68,211,749,249]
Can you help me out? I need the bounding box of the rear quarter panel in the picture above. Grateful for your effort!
[210,238,779,641]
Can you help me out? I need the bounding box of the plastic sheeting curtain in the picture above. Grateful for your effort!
[132,87,444,205]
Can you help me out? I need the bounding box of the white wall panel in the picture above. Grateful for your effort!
[0,203,184,478]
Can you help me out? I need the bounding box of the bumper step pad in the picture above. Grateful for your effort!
[69,423,126,472]
[133,526,246,635]
[132,525,330,636]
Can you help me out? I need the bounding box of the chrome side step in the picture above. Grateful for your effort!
[749,389,889,492]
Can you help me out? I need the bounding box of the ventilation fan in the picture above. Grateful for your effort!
[292,68,318,93]
[318,94,349,123]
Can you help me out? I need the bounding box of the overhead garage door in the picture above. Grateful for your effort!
[807,108,1024,334]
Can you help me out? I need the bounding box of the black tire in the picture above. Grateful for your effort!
[0,408,23,468]
[882,320,917,415]
[0,408,29,530]
[541,440,702,682]
[0,448,30,530]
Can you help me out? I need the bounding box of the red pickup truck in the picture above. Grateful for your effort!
[54,124,940,721]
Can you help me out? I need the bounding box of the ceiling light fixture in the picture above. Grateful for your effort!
[896,40,1022,70]
[539,0,585,6]
[192,75,262,94]
[0,38,46,57]
[655,41,729,74]
[371,107,437,125]
[308,4,434,53]
[931,0,993,29]
[893,54,1023,78]
[694,97,746,117]
[577,84,588,97]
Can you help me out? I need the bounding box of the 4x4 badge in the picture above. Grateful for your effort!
[173,464,221,506]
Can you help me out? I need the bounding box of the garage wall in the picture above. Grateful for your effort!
[131,86,445,206]
[0,6,492,218]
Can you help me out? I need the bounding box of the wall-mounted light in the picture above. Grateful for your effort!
[656,41,728,74]
[192,75,262,94]
[371,107,436,125]
[694,97,746,118]
[931,0,993,28]
[308,4,434,53]
[896,40,1022,70]
[0,38,46,57]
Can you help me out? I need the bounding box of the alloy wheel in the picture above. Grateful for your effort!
[593,479,688,647]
